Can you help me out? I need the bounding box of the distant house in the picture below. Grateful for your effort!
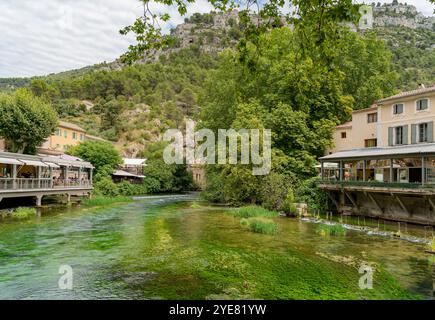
[188,164,205,189]
[0,120,108,156]
[328,84,435,155]
[112,158,147,184]
[320,84,435,225]
[38,121,87,155]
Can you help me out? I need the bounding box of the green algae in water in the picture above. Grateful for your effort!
[0,198,430,300]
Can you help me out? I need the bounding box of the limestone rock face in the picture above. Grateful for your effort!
[373,3,435,30]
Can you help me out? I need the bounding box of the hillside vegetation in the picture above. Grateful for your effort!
[0,9,434,156]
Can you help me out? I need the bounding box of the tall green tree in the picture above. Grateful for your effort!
[0,89,58,154]
[120,0,360,64]
[67,140,122,173]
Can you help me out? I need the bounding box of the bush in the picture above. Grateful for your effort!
[281,189,298,216]
[94,177,119,197]
[142,177,161,194]
[117,181,136,196]
[240,217,278,235]
[229,206,279,218]
[296,177,331,213]
[10,207,37,220]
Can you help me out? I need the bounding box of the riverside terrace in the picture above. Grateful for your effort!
[319,143,435,226]
[0,151,93,206]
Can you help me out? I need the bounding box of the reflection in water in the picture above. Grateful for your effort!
[0,195,433,300]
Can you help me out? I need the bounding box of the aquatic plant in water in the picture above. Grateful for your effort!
[240,217,278,235]
[317,224,347,236]
[10,207,37,220]
[229,206,279,218]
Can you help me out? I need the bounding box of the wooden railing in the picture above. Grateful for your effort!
[0,178,92,190]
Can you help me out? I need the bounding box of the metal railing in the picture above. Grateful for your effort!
[0,178,51,190]
[53,179,92,188]
[0,178,92,190]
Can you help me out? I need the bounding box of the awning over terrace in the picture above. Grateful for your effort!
[44,162,61,169]
[0,157,24,165]
[0,152,94,170]
[21,160,49,167]
[321,143,435,161]
[113,170,145,178]
[42,156,94,169]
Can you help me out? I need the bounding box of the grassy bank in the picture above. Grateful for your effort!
[81,196,133,207]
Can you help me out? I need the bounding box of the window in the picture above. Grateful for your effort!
[365,139,377,148]
[416,99,429,111]
[395,126,404,145]
[73,132,77,140]
[56,129,61,136]
[367,112,378,123]
[80,134,84,141]
[419,123,428,143]
[64,130,68,138]
[393,103,403,115]
[341,132,347,139]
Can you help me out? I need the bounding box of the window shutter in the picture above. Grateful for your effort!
[411,124,417,144]
[428,121,434,143]
[403,125,408,144]
[388,127,393,146]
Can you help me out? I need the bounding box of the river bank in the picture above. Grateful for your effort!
[0,195,433,299]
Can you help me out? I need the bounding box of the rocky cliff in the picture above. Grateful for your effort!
[373,2,434,30]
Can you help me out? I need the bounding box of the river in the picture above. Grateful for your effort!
[0,195,433,299]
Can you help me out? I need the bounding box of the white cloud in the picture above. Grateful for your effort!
[0,0,213,78]
[0,0,433,78]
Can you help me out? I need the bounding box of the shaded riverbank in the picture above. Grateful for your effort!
[0,195,433,299]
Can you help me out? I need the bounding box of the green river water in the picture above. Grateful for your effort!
[0,195,433,300]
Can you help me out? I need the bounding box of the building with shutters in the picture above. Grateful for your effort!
[319,85,435,225]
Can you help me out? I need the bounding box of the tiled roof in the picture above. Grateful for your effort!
[376,85,435,104]
[58,121,85,132]
[336,121,352,129]
[352,105,377,114]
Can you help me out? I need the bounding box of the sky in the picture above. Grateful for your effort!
[0,0,433,78]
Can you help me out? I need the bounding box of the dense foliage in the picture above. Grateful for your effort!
[67,140,122,174]
[29,48,217,147]
[375,26,435,91]
[0,89,58,154]
[199,26,397,207]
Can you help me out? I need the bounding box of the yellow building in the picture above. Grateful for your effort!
[39,121,86,155]
[329,85,435,153]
